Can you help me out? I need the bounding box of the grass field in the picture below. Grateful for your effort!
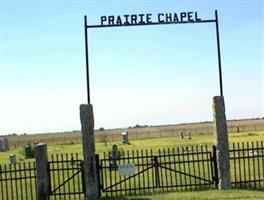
[100,189,264,199]
[4,118,264,148]
[0,131,263,164]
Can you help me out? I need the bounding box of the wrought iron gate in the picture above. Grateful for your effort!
[99,145,218,197]
[48,153,85,199]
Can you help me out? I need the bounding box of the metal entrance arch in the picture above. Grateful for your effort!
[83,10,223,104]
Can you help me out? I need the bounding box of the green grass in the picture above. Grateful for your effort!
[0,131,263,165]
[100,189,264,199]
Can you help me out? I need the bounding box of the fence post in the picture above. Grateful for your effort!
[80,104,99,200]
[212,145,219,188]
[95,154,101,197]
[81,161,86,193]
[35,143,49,200]
[212,96,231,190]
[153,156,160,188]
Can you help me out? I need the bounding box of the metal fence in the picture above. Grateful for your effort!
[0,162,37,200]
[49,153,85,199]
[230,141,264,189]
[0,141,263,199]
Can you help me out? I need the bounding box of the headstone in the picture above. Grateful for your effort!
[25,145,34,159]
[188,131,192,139]
[103,136,107,147]
[118,164,135,176]
[0,139,4,152]
[122,129,129,144]
[179,131,184,139]
[9,154,16,164]
[112,144,118,159]
[0,137,9,152]
[110,144,119,170]
[4,138,9,150]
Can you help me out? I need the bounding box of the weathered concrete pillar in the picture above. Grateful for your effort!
[80,104,99,200]
[35,143,49,200]
[212,96,231,190]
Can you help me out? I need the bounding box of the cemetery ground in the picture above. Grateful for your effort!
[5,119,264,148]
[0,130,263,199]
[0,130,263,164]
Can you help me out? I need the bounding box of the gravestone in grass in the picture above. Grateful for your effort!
[179,131,184,139]
[0,137,9,152]
[110,144,119,170]
[0,139,4,152]
[25,144,34,159]
[188,131,192,139]
[122,129,129,144]
[9,154,16,164]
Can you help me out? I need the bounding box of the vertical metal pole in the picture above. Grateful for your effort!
[215,10,223,97]
[84,15,90,104]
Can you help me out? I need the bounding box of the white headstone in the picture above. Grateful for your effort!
[118,164,135,176]
[10,154,16,164]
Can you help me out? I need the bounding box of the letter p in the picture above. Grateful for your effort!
[101,16,107,25]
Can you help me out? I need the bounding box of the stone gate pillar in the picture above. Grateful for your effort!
[80,104,99,200]
[35,143,49,200]
[212,96,231,190]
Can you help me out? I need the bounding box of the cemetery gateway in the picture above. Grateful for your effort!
[80,10,230,199]
[0,10,243,200]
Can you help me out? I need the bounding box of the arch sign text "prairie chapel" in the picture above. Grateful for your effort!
[101,12,201,26]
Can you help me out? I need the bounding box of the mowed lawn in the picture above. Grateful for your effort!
[100,189,264,199]
[0,131,263,164]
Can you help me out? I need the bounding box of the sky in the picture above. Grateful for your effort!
[0,1,263,134]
